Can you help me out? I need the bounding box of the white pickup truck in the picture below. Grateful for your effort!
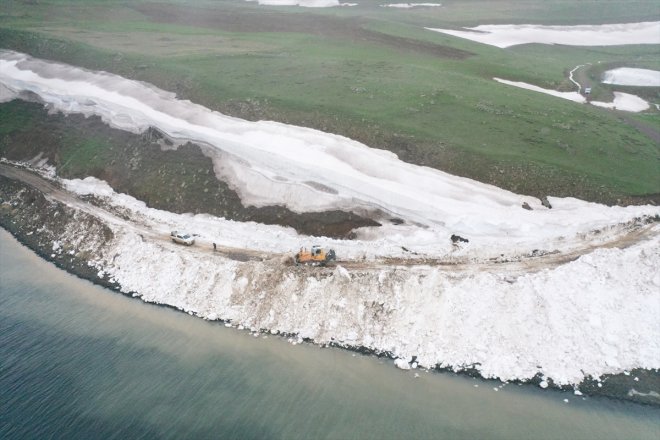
[170,231,195,246]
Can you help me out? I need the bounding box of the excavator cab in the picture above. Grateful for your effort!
[295,245,336,266]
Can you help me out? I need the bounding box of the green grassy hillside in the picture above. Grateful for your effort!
[1,0,658,203]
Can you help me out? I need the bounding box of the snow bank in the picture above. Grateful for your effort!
[54,173,660,385]
[2,51,659,385]
[591,92,650,112]
[494,78,651,112]
[2,51,658,261]
[494,77,585,103]
[91,219,660,386]
[602,68,660,87]
[246,0,356,7]
[426,21,660,48]
[381,3,442,8]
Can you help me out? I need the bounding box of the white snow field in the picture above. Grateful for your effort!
[60,176,660,385]
[1,51,659,385]
[493,78,651,112]
[381,3,442,8]
[245,0,356,7]
[494,78,585,103]
[590,93,650,112]
[602,68,660,86]
[426,21,660,48]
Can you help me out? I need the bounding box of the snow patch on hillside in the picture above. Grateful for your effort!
[426,22,660,48]
[494,78,585,102]
[381,3,442,8]
[1,51,657,258]
[494,78,651,112]
[591,92,650,112]
[602,68,660,86]
[246,0,356,7]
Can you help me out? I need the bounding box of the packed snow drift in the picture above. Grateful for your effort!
[426,21,660,48]
[1,50,659,386]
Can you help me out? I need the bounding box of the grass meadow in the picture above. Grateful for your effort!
[1,0,658,202]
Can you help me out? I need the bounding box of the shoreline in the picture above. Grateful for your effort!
[1,172,658,406]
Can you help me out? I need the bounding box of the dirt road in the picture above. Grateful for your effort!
[1,163,656,274]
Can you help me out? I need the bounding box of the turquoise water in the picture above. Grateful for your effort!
[1,229,658,439]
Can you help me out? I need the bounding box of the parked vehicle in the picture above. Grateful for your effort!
[170,231,195,246]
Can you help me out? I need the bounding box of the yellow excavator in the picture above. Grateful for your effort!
[294,245,336,267]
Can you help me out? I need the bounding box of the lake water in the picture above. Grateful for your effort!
[1,229,658,439]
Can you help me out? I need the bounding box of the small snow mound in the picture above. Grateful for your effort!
[65,176,115,197]
[394,358,411,370]
[336,265,351,280]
